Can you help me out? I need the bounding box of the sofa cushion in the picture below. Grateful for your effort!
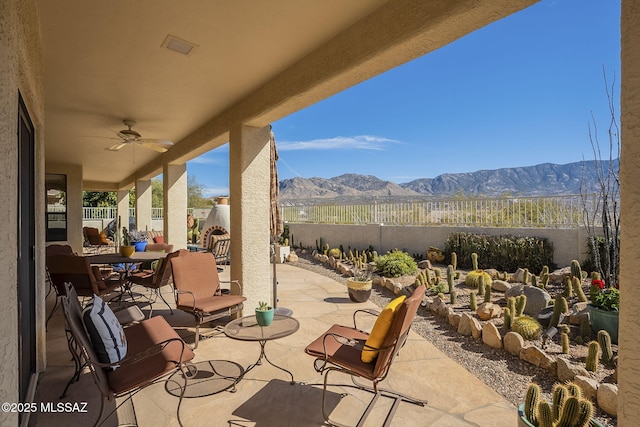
[83,295,127,369]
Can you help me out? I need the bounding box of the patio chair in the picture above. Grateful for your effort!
[59,282,145,399]
[128,249,183,317]
[45,244,75,328]
[208,236,231,272]
[47,254,122,298]
[83,226,113,254]
[61,283,196,426]
[170,251,246,348]
[304,285,427,427]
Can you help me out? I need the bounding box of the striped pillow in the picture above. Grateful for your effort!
[82,295,127,369]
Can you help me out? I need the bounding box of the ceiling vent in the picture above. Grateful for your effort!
[161,35,198,56]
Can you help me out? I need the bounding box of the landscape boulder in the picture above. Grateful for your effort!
[482,322,503,348]
[448,312,462,328]
[504,332,525,356]
[458,313,482,339]
[505,284,551,316]
[476,302,502,320]
[520,346,556,372]
[597,383,618,417]
[492,280,511,292]
[417,260,432,270]
[556,357,590,382]
[573,375,598,402]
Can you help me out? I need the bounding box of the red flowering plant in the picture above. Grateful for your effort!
[589,278,620,312]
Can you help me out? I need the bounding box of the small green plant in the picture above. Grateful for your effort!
[511,316,542,340]
[374,249,418,278]
[591,287,620,311]
[572,277,588,303]
[522,382,595,427]
[597,330,614,365]
[585,340,600,372]
[561,333,570,354]
[515,295,527,317]
[469,291,477,311]
[257,301,271,311]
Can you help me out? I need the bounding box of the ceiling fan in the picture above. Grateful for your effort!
[106,120,174,153]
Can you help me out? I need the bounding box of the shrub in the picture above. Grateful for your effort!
[374,249,418,278]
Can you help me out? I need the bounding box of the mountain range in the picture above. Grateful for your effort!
[279,160,617,202]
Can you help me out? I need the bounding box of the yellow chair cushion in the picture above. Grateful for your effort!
[361,295,406,363]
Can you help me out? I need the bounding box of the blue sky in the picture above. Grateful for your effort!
[188,0,620,198]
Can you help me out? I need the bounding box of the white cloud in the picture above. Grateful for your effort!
[277,135,399,151]
[202,186,229,198]
[189,155,226,165]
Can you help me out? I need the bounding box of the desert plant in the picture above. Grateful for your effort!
[597,330,614,365]
[563,276,573,298]
[552,383,569,421]
[257,301,271,311]
[515,295,527,317]
[511,316,542,340]
[374,249,418,278]
[572,277,588,302]
[450,252,457,271]
[570,259,582,280]
[580,319,591,341]
[328,247,341,258]
[471,252,478,270]
[549,294,569,329]
[561,333,570,354]
[524,382,541,426]
[585,341,600,372]
[523,268,530,285]
[507,297,516,319]
[504,308,512,330]
[449,286,457,305]
[483,283,492,303]
[521,383,595,427]
[465,270,492,290]
[469,291,477,311]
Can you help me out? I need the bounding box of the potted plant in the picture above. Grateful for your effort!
[588,277,619,343]
[518,382,604,427]
[128,230,149,252]
[346,263,373,303]
[255,301,274,327]
[119,227,135,257]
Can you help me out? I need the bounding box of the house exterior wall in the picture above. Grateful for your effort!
[0,0,46,421]
[45,163,84,253]
[618,0,640,423]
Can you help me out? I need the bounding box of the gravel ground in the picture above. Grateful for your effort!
[288,251,617,427]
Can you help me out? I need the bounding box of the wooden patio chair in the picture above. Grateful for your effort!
[304,285,427,427]
[61,283,195,426]
[170,251,245,348]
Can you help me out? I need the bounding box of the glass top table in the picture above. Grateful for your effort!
[224,314,299,383]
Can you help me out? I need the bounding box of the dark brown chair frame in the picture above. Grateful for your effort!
[45,244,75,329]
[83,226,113,254]
[60,283,196,426]
[305,285,428,427]
[170,251,246,348]
[128,249,182,317]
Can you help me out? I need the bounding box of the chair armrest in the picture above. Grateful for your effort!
[353,308,380,329]
[174,289,197,310]
[219,279,241,295]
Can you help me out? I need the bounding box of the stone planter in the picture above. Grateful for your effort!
[588,304,619,344]
[346,278,372,303]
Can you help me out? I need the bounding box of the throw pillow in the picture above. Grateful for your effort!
[99,232,110,244]
[153,235,164,243]
[361,295,406,363]
[83,295,127,369]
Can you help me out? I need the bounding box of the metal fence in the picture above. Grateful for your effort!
[82,207,210,221]
[281,194,604,228]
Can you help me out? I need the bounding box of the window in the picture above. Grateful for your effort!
[45,173,67,241]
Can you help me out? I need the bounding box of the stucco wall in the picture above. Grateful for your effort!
[287,223,590,269]
[0,0,45,420]
[45,163,84,253]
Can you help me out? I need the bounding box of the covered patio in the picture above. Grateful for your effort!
[33,263,514,426]
[3,1,640,426]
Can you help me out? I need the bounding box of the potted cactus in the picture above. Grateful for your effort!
[346,263,373,303]
[118,226,135,257]
[255,301,274,327]
[518,382,604,427]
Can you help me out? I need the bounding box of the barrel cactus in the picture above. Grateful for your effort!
[511,316,542,340]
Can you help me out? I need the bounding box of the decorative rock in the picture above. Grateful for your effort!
[458,313,482,338]
[384,277,395,292]
[286,252,298,262]
[520,346,556,372]
[431,297,447,316]
[476,302,502,320]
[482,322,503,348]
[492,280,511,292]
[504,331,525,356]
[569,305,590,325]
[556,357,590,383]
[417,260,432,270]
[484,268,499,278]
[597,383,618,416]
[548,266,571,284]
[470,317,482,339]
[504,284,552,316]
[392,282,404,295]
[573,375,598,402]
[448,312,462,328]
[512,268,526,283]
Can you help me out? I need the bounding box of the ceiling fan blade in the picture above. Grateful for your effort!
[138,139,174,153]
[106,142,128,151]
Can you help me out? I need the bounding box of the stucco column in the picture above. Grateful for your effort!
[619,2,640,423]
[229,124,271,312]
[163,163,187,250]
[116,189,130,245]
[135,179,152,232]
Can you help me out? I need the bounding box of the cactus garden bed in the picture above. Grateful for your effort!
[290,249,617,427]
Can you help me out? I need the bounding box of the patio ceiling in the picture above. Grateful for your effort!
[39,0,536,190]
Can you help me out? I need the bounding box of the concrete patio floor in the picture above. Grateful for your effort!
[32,263,517,427]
